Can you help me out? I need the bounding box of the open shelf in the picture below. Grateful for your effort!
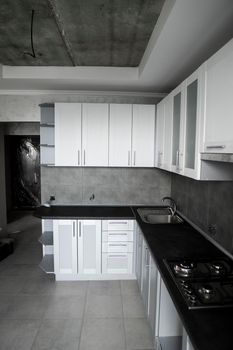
[39,255,54,274]
[39,231,53,246]
[40,123,54,127]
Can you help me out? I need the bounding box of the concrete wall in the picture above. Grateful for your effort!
[0,93,161,122]
[41,167,171,206]
[0,125,7,234]
[171,174,233,256]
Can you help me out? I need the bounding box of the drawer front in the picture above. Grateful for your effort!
[102,242,133,253]
[102,220,134,231]
[102,253,133,274]
[102,230,134,242]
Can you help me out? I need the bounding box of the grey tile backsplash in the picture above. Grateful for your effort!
[171,173,233,255]
[41,167,171,206]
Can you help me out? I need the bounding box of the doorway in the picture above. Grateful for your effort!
[5,135,40,221]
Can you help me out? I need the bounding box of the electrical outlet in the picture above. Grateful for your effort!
[208,224,217,237]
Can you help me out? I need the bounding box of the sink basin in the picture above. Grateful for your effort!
[137,208,183,224]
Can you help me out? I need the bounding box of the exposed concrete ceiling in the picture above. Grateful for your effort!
[0,0,233,93]
[0,0,165,67]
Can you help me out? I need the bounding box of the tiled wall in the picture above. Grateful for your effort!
[171,173,233,255]
[41,167,171,206]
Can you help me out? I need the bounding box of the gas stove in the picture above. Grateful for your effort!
[164,258,233,309]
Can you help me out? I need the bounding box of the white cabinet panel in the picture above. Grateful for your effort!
[102,220,134,231]
[148,255,159,337]
[163,96,173,171]
[135,225,143,291]
[204,39,233,153]
[78,220,101,274]
[132,105,155,167]
[182,328,195,350]
[141,239,150,314]
[53,220,77,275]
[82,103,109,166]
[102,253,133,274]
[55,103,82,166]
[102,230,134,242]
[109,104,132,166]
[155,101,165,168]
[102,242,133,253]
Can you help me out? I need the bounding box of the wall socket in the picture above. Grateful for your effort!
[208,224,217,237]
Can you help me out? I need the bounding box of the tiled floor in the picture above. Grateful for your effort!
[0,212,154,350]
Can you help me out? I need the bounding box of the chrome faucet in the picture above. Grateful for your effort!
[162,196,177,216]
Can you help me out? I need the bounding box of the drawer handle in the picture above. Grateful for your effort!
[108,254,127,257]
[109,233,127,236]
[109,221,128,225]
[109,244,127,247]
[206,145,226,149]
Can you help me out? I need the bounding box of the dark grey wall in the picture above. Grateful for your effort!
[171,174,233,255]
[41,167,171,206]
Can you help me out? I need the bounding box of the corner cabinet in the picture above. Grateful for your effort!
[132,105,155,167]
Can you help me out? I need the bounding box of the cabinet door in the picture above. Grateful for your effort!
[55,103,82,166]
[102,253,133,274]
[163,96,173,171]
[82,103,109,166]
[53,220,77,275]
[132,105,155,167]
[135,225,143,291]
[183,66,205,179]
[78,220,101,274]
[204,39,233,153]
[171,84,185,174]
[148,255,159,337]
[155,101,165,168]
[141,239,150,314]
[109,104,132,166]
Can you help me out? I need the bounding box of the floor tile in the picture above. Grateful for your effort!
[44,295,85,319]
[124,318,154,350]
[54,281,88,296]
[31,319,82,350]
[121,280,140,296]
[20,277,55,295]
[80,318,125,350]
[88,280,121,296]
[85,294,123,318]
[0,276,26,294]
[0,319,40,350]
[122,294,146,318]
[0,264,46,278]
[4,295,50,319]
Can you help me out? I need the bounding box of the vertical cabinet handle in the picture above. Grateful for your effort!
[78,150,80,165]
[73,222,75,238]
[83,150,86,165]
[176,150,179,171]
[133,151,136,166]
[79,221,81,238]
[128,151,130,166]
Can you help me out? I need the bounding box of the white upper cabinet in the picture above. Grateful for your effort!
[204,39,233,153]
[78,220,101,275]
[82,103,109,166]
[171,83,185,174]
[132,105,155,167]
[55,103,82,166]
[183,66,205,179]
[109,104,132,166]
[155,101,165,168]
[163,95,173,171]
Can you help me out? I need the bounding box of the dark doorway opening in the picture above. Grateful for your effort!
[5,136,40,222]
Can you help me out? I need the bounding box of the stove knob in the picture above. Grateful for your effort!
[182,282,190,289]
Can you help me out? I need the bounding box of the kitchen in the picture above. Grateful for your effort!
[0,0,233,349]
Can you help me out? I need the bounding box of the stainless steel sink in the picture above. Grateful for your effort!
[137,208,183,224]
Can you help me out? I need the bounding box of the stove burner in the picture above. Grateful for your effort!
[198,284,215,299]
[210,261,225,274]
[174,261,196,276]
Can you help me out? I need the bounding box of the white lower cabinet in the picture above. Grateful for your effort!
[78,220,101,275]
[53,219,135,280]
[182,328,195,350]
[53,220,78,277]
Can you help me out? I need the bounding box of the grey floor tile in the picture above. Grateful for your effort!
[0,264,46,278]
[122,294,145,318]
[4,295,50,319]
[0,276,26,294]
[31,319,82,350]
[85,294,123,318]
[0,295,15,315]
[54,281,88,296]
[0,319,41,350]
[44,295,85,319]
[80,318,126,350]
[121,280,140,296]
[20,277,56,295]
[124,318,154,350]
[88,280,121,296]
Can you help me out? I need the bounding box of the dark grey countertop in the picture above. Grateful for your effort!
[34,205,233,350]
